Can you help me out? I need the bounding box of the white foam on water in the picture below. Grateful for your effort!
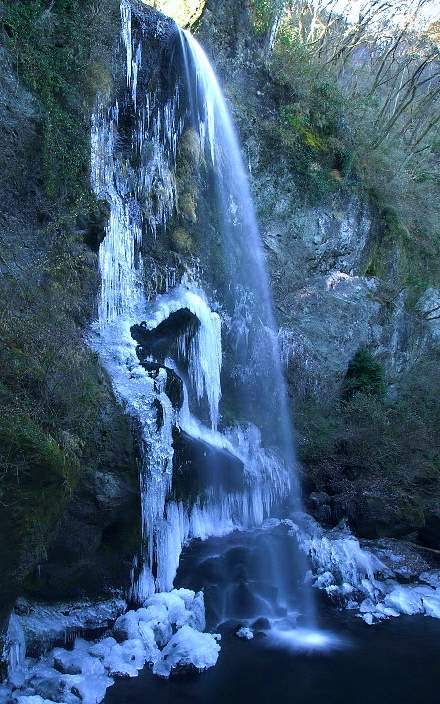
[266,625,343,653]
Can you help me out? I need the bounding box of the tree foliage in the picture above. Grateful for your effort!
[342,348,386,400]
[251,0,440,277]
[296,351,440,486]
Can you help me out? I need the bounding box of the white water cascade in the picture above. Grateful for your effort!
[91,0,298,603]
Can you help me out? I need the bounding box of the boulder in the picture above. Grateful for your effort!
[349,492,425,539]
[131,308,199,363]
[153,625,220,678]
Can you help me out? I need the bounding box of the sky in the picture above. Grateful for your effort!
[332,0,439,30]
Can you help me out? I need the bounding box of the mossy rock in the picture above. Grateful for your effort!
[179,128,202,164]
[2,0,119,205]
[78,198,110,252]
[171,227,193,254]
[179,191,197,223]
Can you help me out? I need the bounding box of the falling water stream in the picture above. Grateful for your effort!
[90,0,316,643]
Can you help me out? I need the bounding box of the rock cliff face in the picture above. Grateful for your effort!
[0,0,439,672]
[195,0,440,539]
[197,0,438,391]
[0,1,139,660]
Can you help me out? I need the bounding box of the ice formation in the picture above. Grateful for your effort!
[297,516,440,624]
[87,0,303,612]
[3,590,219,703]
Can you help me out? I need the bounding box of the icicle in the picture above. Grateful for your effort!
[120,0,133,87]
[132,41,142,109]
[143,287,222,430]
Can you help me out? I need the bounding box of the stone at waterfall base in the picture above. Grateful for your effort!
[153,625,221,678]
[236,626,254,640]
[5,590,220,704]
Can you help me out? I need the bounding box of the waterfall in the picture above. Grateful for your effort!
[89,0,313,628]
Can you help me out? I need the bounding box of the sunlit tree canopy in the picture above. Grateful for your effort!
[144,0,206,26]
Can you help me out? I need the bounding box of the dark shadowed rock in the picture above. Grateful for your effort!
[349,492,425,540]
[131,308,199,363]
[171,428,244,502]
[419,513,440,551]
[141,361,184,410]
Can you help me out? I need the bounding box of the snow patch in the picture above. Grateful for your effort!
[297,515,440,625]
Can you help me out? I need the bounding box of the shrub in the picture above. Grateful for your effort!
[295,351,440,489]
[342,348,385,401]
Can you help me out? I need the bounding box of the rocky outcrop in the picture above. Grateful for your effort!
[0,0,139,670]
[195,0,440,540]
[198,0,438,393]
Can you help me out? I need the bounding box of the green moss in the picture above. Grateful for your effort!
[179,128,202,163]
[248,0,275,35]
[382,207,411,243]
[282,109,327,151]
[179,192,197,223]
[0,407,78,576]
[2,0,118,206]
[260,81,351,202]
[365,205,440,306]
[171,227,193,254]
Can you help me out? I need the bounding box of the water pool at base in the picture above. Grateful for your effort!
[104,606,440,704]
[104,530,440,704]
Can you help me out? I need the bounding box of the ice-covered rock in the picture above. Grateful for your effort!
[15,697,64,704]
[137,622,160,662]
[145,592,188,628]
[88,637,117,660]
[61,673,113,704]
[183,590,206,631]
[153,625,220,678]
[113,611,140,641]
[4,614,26,685]
[297,514,440,624]
[17,599,126,658]
[2,585,217,704]
[144,589,205,631]
[52,646,105,676]
[419,570,440,588]
[236,626,253,640]
[384,584,440,617]
[27,663,68,703]
[314,571,335,589]
[103,638,146,678]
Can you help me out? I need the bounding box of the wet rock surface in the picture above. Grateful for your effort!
[171,429,245,500]
[137,362,184,410]
[131,309,199,363]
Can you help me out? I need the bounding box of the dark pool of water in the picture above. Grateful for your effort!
[104,603,440,704]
